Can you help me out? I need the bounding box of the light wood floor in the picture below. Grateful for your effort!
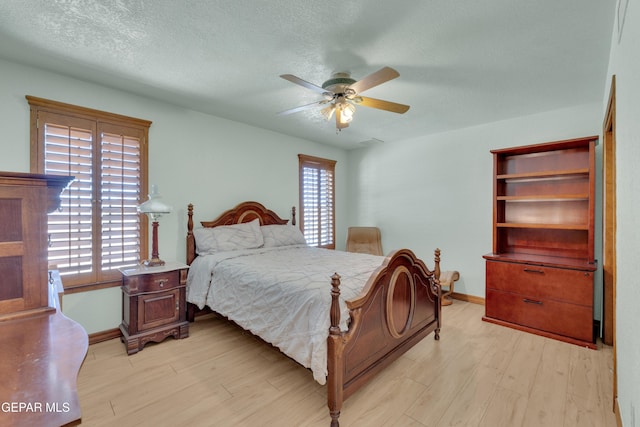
[77,301,617,427]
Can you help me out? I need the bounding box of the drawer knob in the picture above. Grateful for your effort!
[523,268,544,274]
[158,280,166,287]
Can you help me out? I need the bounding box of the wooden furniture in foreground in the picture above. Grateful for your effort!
[0,171,73,320]
[0,310,88,427]
[483,136,597,348]
[186,201,442,427]
[0,171,88,426]
[119,262,190,355]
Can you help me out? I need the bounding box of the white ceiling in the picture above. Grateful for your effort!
[0,1,615,149]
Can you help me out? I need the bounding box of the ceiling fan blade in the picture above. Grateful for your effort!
[357,96,410,114]
[277,100,327,115]
[280,74,332,95]
[348,67,400,94]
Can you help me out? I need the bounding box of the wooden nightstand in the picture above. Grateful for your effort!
[119,261,189,355]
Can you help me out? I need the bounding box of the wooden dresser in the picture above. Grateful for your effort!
[482,137,597,348]
[0,171,88,426]
[0,172,73,319]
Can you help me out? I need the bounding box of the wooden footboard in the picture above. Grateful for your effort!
[327,249,441,427]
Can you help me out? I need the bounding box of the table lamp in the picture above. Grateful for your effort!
[137,184,172,266]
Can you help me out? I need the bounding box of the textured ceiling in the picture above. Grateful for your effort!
[0,1,615,149]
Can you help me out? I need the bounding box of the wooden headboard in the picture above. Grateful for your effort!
[186,201,295,265]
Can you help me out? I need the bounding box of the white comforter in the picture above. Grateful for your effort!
[186,245,385,384]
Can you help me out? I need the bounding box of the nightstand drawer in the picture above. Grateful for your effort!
[123,270,180,294]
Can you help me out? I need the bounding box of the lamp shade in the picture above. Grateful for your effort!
[138,185,172,215]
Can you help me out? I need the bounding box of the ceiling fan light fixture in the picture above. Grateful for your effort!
[321,104,335,121]
[339,102,355,123]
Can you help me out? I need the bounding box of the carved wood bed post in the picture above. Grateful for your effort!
[327,273,343,427]
[291,206,296,226]
[186,203,197,322]
[187,203,195,265]
[433,248,442,340]
[329,273,341,335]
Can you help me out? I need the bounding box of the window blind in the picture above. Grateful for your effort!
[100,131,142,271]
[44,123,145,280]
[28,96,150,291]
[298,154,336,249]
[44,122,95,276]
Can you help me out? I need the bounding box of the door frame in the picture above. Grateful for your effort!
[602,75,617,412]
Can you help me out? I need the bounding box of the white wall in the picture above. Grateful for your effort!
[605,1,640,424]
[346,104,603,306]
[0,58,348,334]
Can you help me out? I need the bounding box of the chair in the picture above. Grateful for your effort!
[439,270,460,306]
[346,227,383,256]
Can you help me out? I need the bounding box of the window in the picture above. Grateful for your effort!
[298,154,336,249]
[28,96,150,292]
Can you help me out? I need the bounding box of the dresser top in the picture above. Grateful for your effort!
[0,310,87,426]
[119,261,189,277]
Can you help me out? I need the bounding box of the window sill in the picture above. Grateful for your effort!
[63,279,121,295]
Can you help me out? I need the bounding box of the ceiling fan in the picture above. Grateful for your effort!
[278,66,410,131]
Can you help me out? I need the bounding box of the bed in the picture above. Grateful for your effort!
[185,201,442,426]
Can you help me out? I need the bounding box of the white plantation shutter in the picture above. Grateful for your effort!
[29,97,150,291]
[44,120,95,277]
[298,154,336,249]
[100,128,143,272]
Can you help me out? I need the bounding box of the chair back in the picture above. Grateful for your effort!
[346,227,383,256]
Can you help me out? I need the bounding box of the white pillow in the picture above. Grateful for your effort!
[261,224,307,247]
[194,218,264,254]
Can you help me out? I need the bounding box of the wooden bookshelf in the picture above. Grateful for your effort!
[483,136,598,348]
